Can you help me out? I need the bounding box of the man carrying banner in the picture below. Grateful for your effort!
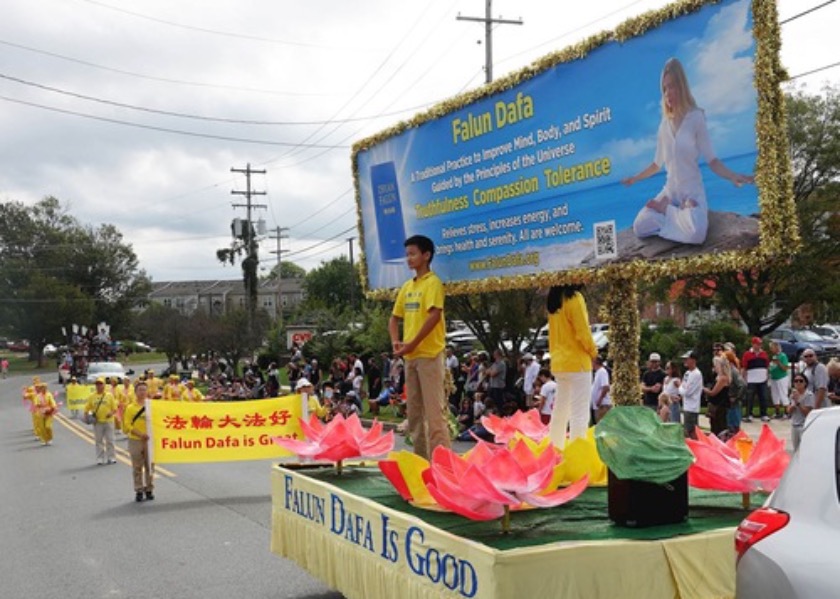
[389,234,450,460]
[123,381,154,502]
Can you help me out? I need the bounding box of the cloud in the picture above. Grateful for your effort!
[686,0,755,116]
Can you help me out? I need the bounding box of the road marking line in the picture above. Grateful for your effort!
[55,413,176,478]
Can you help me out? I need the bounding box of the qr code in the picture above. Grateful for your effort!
[594,220,617,259]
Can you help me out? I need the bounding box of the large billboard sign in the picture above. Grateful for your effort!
[353,0,794,296]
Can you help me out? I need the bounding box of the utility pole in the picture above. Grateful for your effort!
[269,226,290,325]
[347,237,356,309]
[457,0,523,84]
[231,163,267,334]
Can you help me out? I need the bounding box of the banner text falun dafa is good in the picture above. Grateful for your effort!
[147,397,303,464]
[353,0,796,297]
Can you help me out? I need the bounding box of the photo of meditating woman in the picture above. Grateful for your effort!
[622,57,754,245]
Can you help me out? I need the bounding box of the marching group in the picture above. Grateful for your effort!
[23,374,156,502]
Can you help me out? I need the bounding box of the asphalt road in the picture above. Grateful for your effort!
[0,372,343,599]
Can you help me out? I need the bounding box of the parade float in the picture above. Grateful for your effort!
[271,0,798,597]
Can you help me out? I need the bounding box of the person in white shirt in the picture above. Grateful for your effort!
[679,351,704,439]
[536,369,557,425]
[590,356,611,423]
[522,353,541,408]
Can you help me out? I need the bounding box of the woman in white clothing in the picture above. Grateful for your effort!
[622,57,753,245]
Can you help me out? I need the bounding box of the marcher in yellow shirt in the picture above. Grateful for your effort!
[123,380,154,502]
[115,378,135,433]
[145,370,163,398]
[32,382,57,445]
[109,377,123,431]
[84,377,118,465]
[22,377,40,437]
[180,379,204,402]
[546,285,598,446]
[293,378,329,419]
[162,375,184,401]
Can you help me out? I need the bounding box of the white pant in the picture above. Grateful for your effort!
[770,376,790,406]
[94,421,116,462]
[549,371,592,447]
[633,202,708,245]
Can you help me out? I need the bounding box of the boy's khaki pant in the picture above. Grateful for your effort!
[406,353,450,460]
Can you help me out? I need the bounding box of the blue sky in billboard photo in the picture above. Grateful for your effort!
[0,0,835,282]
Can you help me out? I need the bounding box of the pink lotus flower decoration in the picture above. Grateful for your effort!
[272,413,394,469]
[686,425,789,494]
[480,409,549,444]
[422,439,588,531]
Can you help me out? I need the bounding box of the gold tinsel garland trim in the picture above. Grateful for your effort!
[353,0,796,301]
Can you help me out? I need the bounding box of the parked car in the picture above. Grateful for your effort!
[812,324,840,341]
[735,406,840,598]
[6,339,30,352]
[446,329,479,356]
[767,327,839,362]
[529,325,607,353]
[80,361,133,384]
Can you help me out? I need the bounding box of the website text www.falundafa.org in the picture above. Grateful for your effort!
[468,251,540,271]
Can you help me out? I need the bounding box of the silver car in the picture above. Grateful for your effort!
[735,406,840,598]
[82,361,131,384]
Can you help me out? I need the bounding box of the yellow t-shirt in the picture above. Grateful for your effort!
[122,401,148,439]
[163,383,184,401]
[34,392,57,415]
[146,377,163,397]
[117,385,136,407]
[548,292,598,373]
[84,392,117,423]
[392,271,445,360]
[180,387,204,402]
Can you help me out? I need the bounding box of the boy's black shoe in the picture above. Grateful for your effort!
[145,491,155,501]
[135,492,144,502]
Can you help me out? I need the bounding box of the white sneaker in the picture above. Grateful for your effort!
[97,459,104,465]
[108,459,117,464]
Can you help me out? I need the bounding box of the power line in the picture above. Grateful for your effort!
[788,61,840,80]
[263,0,453,165]
[77,0,368,50]
[0,72,433,126]
[283,225,357,259]
[285,189,353,229]
[0,39,333,98]
[0,94,350,149]
[295,206,356,240]
[780,0,836,25]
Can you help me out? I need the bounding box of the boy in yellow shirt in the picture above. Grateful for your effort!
[388,235,449,459]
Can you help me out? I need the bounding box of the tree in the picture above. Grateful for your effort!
[206,308,270,375]
[134,304,190,365]
[0,197,148,363]
[679,86,840,335]
[302,256,361,312]
[447,289,546,359]
[262,261,306,282]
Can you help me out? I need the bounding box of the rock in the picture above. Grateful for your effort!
[581,211,759,266]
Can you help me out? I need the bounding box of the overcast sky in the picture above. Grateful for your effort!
[0,0,835,283]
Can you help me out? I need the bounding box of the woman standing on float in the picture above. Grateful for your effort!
[623,57,753,244]
[547,285,598,447]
